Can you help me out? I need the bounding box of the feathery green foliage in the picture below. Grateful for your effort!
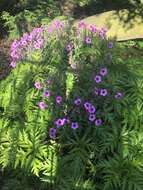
[0,20,143,190]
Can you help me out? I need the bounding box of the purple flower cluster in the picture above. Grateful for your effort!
[54,20,65,30]
[47,20,65,34]
[93,68,124,100]
[94,87,108,97]
[83,102,103,126]
[9,20,111,70]
[52,97,82,132]
[51,96,104,137]
[13,21,124,140]
[55,118,66,128]
[77,22,106,36]
[78,21,87,29]
[84,102,96,114]
[50,118,79,139]
[9,20,67,69]
[88,24,97,33]
[76,21,110,45]
[98,27,108,39]
[10,40,21,68]
[93,67,109,97]
[10,26,45,68]
[83,102,96,123]
[34,79,64,111]
[34,79,52,110]
[94,68,108,83]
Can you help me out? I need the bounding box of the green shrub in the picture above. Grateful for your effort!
[0,20,143,190]
[1,10,50,39]
[0,0,61,39]
[74,0,93,7]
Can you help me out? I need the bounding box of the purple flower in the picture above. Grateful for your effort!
[94,75,102,83]
[89,114,96,122]
[78,21,87,29]
[100,89,108,96]
[56,96,62,104]
[20,39,27,46]
[101,27,108,33]
[34,43,41,49]
[98,29,106,39]
[85,36,92,44]
[88,24,97,33]
[115,92,123,99]
[66,118,70,124]
[27,34,33,42]
[37,38,44,45]
[74,98,81,106]
[11,40,19,49]
[84,102,91,110]
[66,44,73,52]
[33,27,43,33]
[108,42,113,49]
[43,90,50,97]
[49,128,57,139]
[48,26,54,34]
[55,118,66,127]
[10,61,16,68]
[71,122,79,129]
[54,20,62,29]
[99,27,107,37]
[88,105,96,114]
[34,82,42,89]
[95,119,102,126]
[100,68,108,76]
[38,101,47,110]
[84,102,96,113]
[94,87,100,96]
[10,51,19,59]
[46,79,52,85]
[62,118,66,125]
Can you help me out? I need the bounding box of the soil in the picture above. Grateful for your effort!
[0,39,11,80]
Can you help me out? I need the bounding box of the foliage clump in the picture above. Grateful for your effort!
[0,20,143,190]
[0,0,61,39]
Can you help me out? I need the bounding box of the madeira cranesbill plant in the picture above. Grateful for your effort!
[0,19,143,190]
